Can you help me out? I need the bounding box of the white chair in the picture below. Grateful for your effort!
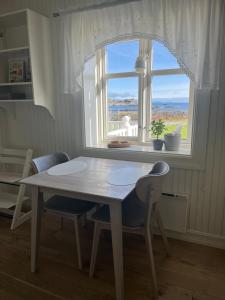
[89,161,170,298]
[32,152,96,270]
[0,147,33,229]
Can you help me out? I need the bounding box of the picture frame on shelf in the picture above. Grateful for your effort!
[9,59,25,82]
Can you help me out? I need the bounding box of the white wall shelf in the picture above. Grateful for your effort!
[0,99,33,102]
[0,81,32,86]
[0,46,29,55]
[0,9,54,117]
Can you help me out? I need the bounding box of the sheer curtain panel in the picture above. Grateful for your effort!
[56,0,224,94]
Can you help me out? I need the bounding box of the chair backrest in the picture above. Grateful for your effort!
[32,152,70,174]
[135,161,169,225]
[135,161,169,203]
[149,160,169,176]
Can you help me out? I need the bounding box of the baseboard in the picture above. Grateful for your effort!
[164,229,225,250]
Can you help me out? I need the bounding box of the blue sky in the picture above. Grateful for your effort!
[106,40,190,101]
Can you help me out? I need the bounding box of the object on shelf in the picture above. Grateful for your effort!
[25,57,31,81]
[107,140,130,148]
[0,30,5,50]
[0,92,26,100]
[0,93,11,100]
[9,59,25,82]
[11,93,26,99]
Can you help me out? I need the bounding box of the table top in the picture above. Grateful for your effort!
[21,156,153,201]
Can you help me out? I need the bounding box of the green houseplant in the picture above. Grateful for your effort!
[150,119,166,150]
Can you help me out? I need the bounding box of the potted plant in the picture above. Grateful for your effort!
[150,119,166,150]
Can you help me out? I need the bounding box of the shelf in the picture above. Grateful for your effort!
[0,99,33,103]
[0,46,29,55]
[0,10,27,28]
[0,82,32,86]
[0,9,54,117]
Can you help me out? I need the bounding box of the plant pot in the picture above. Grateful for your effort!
[164,133,181,151]
[153,139,164,150]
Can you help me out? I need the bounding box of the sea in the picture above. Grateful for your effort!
[109,98,188,113]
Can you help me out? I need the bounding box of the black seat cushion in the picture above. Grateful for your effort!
[91,190,145,227]
[45,195,95,215]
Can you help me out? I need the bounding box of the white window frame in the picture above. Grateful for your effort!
[96,38,194,147]
[82,39,210,171]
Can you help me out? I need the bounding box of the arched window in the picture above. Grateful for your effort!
[84,38,194,152]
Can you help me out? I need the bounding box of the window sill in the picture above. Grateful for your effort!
[79,142,207,170]
[88,142,191,155]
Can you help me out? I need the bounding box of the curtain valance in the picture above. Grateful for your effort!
[57,0,224,93]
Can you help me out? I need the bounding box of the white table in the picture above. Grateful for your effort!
[21,156,153,300]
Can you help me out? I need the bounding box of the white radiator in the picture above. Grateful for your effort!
[157,193,189,233]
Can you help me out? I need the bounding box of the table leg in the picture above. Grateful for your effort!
[110,202,124,300]
[31,186,43,272]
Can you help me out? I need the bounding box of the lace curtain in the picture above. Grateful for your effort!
[55,0,224,93]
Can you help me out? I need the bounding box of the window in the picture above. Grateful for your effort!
[84,38,194,152]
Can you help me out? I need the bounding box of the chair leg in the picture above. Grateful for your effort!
[150,213,155,241]
[60,216,64,229]
[89,222,102,278]
[144,228,158,298]
[155,206,171,256]
[80,213,87,227]
[74,216,83,270]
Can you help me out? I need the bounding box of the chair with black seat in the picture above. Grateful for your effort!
[32,152,96,270]
[89,161,170,297]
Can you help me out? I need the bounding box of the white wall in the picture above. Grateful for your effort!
[0,0,225,248]
[83,56,98,147]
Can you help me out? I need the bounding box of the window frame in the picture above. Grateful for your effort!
[96,38,194,147]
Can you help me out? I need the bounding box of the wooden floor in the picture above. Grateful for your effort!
[0,215,225,300]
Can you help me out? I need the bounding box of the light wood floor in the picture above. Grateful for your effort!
[0,215,225,300]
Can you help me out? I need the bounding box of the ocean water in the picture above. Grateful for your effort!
[109,98,189,113]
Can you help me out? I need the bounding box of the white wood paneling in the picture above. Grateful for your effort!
[0,0,225,247]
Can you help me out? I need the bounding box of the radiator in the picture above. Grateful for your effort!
[157,193,189,233]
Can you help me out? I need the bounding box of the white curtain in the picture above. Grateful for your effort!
[56,0,224,94]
